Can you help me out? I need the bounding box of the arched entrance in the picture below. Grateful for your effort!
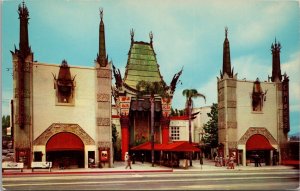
[46,132,84,168]
[246,134,275,166]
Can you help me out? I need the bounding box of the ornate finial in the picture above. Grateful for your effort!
[271,37,281,52]
[149,31,153,44]
[18,0,29,18]
[225,27,228,38]
[100,8,103,20]
[130,28,134,42]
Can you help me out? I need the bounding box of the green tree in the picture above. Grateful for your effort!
[203,103,218,149]
[2,115,10,136]
[182,89,206,166]
[112,123,121,161]
[136,80,168,167]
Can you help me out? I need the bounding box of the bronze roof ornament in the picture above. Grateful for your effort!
[149,31,153,45]
[130,28,135,43]
[100,8,103,21]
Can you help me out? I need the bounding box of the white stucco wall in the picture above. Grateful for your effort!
[32,63,97,142]
[192,106,211,143]
[170,118,193,141]
[236,80,278,142]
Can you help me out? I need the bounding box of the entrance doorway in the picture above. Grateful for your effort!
[47,150,84,168]
[46,132,84,168]
[246,134,274,166]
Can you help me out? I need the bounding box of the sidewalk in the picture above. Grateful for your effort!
[2,159,294,176]
[174,158,295,172]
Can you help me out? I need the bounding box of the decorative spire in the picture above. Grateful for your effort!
[97,8,108,67]
[149,31,153,46]
[18,0,31,58]
[130,28,135,43]
[271,38,282,82]
[100,8,103,21]
[221,27,232,78]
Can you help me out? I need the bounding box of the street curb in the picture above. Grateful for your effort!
[2,169,173,176]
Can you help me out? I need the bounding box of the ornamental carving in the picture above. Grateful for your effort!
[227,122,237,129]
[227,101,236,108]
[33,123,95,145]
[238,127,277,145]
[24,62,31,72]
[218,101,224,109]
[97,118,110,126]
[97,69,111,78]
[228,141,237,149]
[15,88,31,98]
[97,93,110,102]
[218,81,225,89]
[98,141,111,148]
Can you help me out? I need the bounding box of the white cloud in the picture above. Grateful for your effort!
[233,55,271,81]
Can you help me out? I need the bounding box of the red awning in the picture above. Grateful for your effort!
[246,134,275,151]
[46,132,84,151]
[131,141,200,152]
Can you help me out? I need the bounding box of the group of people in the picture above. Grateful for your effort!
[125,152,145,169]
[213,152,235,169]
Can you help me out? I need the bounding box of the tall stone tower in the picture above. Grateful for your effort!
[217,28,237,157]
[11,2,33,167]
[95,9,113,167]
[270,40,289,158]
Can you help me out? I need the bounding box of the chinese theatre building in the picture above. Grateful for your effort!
[217,28,290,166]
[12,3,112,168]
[112,30,182,160]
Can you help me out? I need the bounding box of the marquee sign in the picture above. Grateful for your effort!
[282,77,290,132]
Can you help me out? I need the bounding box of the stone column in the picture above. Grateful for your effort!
[120,116,129,161]
[161,117,170,144]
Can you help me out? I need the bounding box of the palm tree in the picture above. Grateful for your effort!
[182,89,206,166]
[136,80,168,167]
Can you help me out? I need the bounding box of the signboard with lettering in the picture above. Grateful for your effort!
[282,79,290,132]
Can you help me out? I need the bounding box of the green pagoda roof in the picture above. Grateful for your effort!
[123,41,164,90]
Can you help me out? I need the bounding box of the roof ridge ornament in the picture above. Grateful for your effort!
[130,28,135,43]
[149,31,153,45]
[100,8,103,21]
[225,26,228,38]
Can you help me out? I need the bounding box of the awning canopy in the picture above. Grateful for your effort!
[246,134,275,151]
[46,132,84,151]
[131,141,200,152]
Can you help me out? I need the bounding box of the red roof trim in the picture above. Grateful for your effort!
[112,115,120,118]
[131,141,200,152]
[170,116,189,120]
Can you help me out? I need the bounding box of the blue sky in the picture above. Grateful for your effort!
[1,0,299,134]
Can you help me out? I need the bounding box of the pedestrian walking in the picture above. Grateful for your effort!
[125,155,132,169]
[225,155,230,169]
[199,152,203,165]
[257,154,261,167]
[141,153,145,164]
[213,152,217,161]
[229,155,235,169]
[254,154,259,167]
[132,153,135,164]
